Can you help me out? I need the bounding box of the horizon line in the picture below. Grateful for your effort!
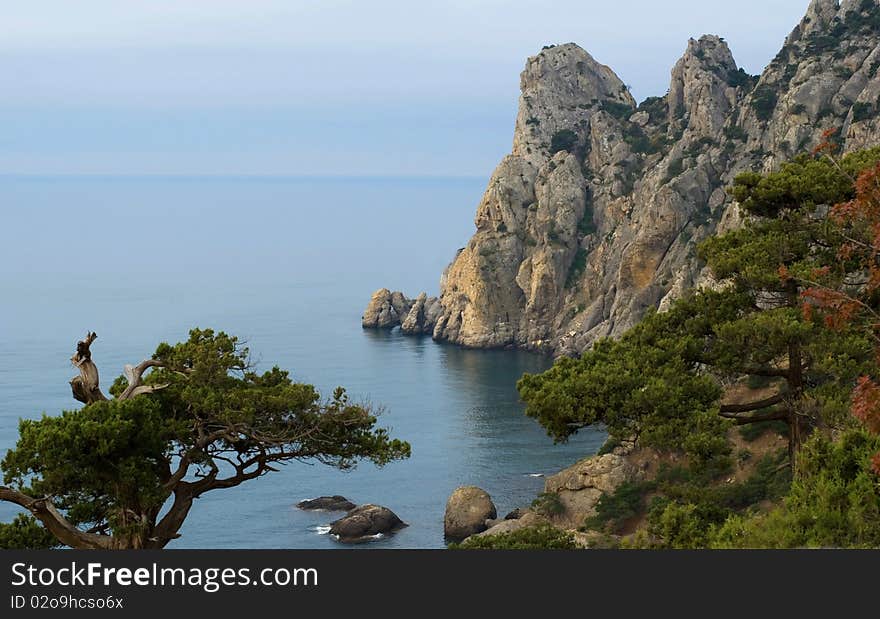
[0,173,487,182]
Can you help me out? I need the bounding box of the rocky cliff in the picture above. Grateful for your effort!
[364,0,880,355]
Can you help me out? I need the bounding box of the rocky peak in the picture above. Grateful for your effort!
[786,0,841,45]
[513,43,635,165]
[364,1,880,357]
[668,35,741,137]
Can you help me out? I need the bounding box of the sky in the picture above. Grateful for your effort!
[0,0,813,177]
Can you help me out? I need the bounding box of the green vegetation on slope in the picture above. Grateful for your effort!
[517,145,880,548]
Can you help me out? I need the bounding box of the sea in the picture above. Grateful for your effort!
[0,176,604,549]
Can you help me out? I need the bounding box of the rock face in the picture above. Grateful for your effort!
[543,446,643,528]
[444,486,498,541]
[361,289,412,329]
[329,504,406,542]
[362,288,441,333]
[364,2,880,355]
[296,496,357,512]
[401,292,444,335]
[475,511,548,539]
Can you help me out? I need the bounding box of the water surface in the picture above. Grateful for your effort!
[0,177,603,548]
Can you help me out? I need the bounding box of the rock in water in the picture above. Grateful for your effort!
[401,292,443,334]
[362,288,406,329]
[444,486,497,542]
[329,504,406,542]
[296,496,357,512]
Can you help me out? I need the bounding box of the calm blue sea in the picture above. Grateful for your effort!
[0,177,603,549]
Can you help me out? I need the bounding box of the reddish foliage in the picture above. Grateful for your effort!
[801,287,860,330]
[808,155,880,468]
[812,129,840,156]
[853,376,880,434]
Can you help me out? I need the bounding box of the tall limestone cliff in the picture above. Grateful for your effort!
[363,0,880,355]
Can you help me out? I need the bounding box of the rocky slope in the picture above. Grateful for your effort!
[364,0,880,355]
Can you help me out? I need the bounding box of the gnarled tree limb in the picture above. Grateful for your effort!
[719,391,787,414]
[0,486,112,549]
[69,332,170,405]
[70,332,108,405]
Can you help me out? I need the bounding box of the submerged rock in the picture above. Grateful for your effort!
[329,504,406,542]
[444,486,497,542]
[297,496,357,512]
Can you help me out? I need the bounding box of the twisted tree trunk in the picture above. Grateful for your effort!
[69,332,169,405]
[69,332,108,405]
[1,332,176,549]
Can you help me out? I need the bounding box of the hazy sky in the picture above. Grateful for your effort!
[0,1,811,176]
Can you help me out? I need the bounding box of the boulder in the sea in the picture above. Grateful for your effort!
[297,496,357,512]
[401,292,443,335]
[329,504,406,542]
[444,486,497,541]
[362,288,414,329]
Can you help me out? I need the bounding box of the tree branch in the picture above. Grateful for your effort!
[148,487,193,549]
[68,333,177,405]
[720,391,787,414]
[719,408,789,425]
[70,332,108,405]
[0,486,112,549]
[117,359,170,402]
[740,365,791,378]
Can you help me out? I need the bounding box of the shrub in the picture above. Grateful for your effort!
[751,84,778,121]
[852,101,874,123]
[597,436,621,456]
[638,451,791,548]
[565,248,589,289]
[583,481,656,533]
[711,430,880,548]
[624,124,652,153]
[664,157,685,183]
[577,205,597,236]
[550,129,578,154]
[531,492,565,517]
[723,124,748,141]
[602,100,636,121]
[453,525,578,550]
[0,515,60,550]
[726,68,757,89]
[637,96,667,125]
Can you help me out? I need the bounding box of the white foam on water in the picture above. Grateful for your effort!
[526,473,545,478]
[312,525,332,535]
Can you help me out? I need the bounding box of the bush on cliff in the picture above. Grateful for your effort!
[453,525,578,550]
